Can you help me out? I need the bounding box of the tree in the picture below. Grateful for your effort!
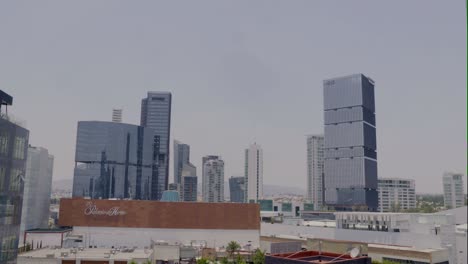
[235,254,246,264]
[220,256,229,264]
[196,258,210,264]
[252,249,265,264]
[226,241,241,258]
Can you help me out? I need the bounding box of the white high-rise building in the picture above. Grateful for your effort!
[443,172,465,209]
[245,143,263,203]
[306,135,324,210]
[20,146,54,244]
[378,178,416,212]
[202,156,224,202]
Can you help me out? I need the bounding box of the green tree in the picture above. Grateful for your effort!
[197,258,210,264]
[220,256,229,264]
[252,249,265,264]
[235,254,246,264]
[226,241,241,258]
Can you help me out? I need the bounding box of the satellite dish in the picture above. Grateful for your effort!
[349,247,360,258]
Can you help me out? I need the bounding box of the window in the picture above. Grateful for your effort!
[9,169,21,192]
[0,132,8,155]
[13,136,26,159]
[0,167,5,191]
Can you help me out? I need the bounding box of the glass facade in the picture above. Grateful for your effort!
[182,176,197,202]
[0,117,29,264]
[141,92,172,200]
[72,121,159,200]
[323,74,378,211]
[229,176,245,203]
[20,146,54,245]
[173,140,190,185]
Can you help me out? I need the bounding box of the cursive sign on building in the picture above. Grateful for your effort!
[84,202,127,216]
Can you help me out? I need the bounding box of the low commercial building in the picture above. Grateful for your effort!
[266,250,371,264]
[260,237,302,254]
[23,228,72,249]
[368,244,448,264]
[18,247,153,264]
[58,198,260,248]
[262,210,461,263]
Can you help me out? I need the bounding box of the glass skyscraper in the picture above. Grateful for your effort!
[229,176,245,203]
[323,74,378,211]
[20,146,54,245]
[72,121,159,200]
[141,92,172,200]
[173,140,190,185]
[0,91,29,264]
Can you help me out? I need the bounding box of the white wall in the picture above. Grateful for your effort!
[25,232,68,248]
[73,227,259,249]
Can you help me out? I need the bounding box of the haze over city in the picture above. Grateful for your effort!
[1,0,465,194]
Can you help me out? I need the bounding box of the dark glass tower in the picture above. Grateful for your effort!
[229,176,245,203]
[323,74,378,211]
[72,121,158,200]
[0,91,29,264]
[141,92,172,200]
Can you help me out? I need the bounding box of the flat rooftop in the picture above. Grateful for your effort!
[19,248,153,260]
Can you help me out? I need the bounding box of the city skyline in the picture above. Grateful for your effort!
[3,1,466,194]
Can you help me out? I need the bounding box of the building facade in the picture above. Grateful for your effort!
[202,156,224,202]
[182,176,197,202]
[306,135,324,210]
[20,146,54,244]
[229,176,245,203]
[173,140,190,185]
[58,198,260,249]
[323,74,378,211]
[72,121,159,200]
[0,91,29,264]
[443,172,464,209]
[245,143,263,203]
[378,178,416,212]
[140,92,172,200]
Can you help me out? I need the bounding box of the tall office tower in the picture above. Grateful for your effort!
[443,172,465,209]
[72,121,158,200]
[112,109,122,123]
[0,90,29,264]
[20,146,54,245]
[202,156,224,202]
[323,74,378,211]
[174,140,190,185]
[306,135,324,210]
[378,178,416,212]
[244,143,263,203]
[183,176,198,202]
[181,162,197,201]
[140,92,172,200]
[229,176,245,203]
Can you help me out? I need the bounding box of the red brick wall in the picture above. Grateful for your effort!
[59,198,260,230]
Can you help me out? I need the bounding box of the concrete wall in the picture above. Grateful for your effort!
[73,227,259,249]
[25,232,69,248]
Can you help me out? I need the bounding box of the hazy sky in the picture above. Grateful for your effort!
[1,1,466,194]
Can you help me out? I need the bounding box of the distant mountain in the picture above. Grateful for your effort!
[263,184,306,196]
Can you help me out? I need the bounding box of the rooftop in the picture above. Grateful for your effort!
[19,248,153,261]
